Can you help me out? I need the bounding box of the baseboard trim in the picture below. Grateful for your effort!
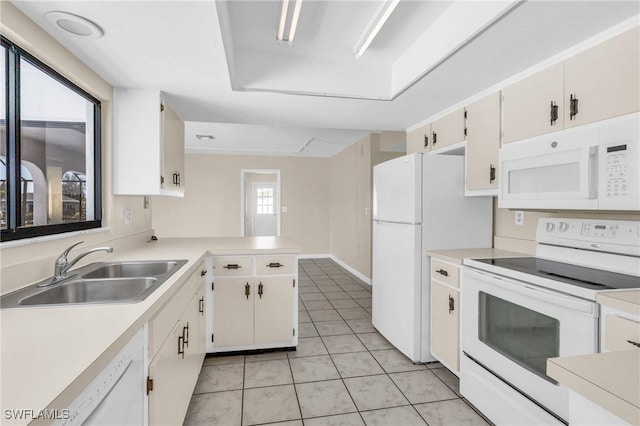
[298,253,333,259]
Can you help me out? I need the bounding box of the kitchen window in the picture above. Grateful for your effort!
[1,37,102,241]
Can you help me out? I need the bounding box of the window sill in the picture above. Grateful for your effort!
[0,227,112,249]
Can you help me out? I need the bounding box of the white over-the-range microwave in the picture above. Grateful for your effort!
[499,112,639,211]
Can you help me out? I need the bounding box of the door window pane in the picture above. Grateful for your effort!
[256,187,274,215]
[478,291,559,383]
[19,58,95,227]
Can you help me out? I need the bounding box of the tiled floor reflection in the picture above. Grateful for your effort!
[184,258,490,426]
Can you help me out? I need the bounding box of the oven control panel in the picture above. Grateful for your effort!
[536,218,640,256]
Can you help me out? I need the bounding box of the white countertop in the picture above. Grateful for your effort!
[597,290,640,317]
[0,236,300,425]
[426,248,527,265]
[548,350,640,425]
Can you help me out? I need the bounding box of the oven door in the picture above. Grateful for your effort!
[462,267,598,421]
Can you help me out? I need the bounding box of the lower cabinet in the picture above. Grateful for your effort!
[430,259,460,373]
[147,261,207,425]
[209,254,298,352]
[212,276,295,349]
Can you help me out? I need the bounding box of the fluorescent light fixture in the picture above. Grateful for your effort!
[277,0,303,44]
[353,0,400,59]
[289,0,303,43]
[196,134,215,140]
[277,0,289,42]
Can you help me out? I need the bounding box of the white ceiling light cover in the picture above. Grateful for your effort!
[45,11,104,39]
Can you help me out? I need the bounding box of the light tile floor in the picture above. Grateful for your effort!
[184,258,491,426]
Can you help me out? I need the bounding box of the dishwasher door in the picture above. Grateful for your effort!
[56,327,147,425]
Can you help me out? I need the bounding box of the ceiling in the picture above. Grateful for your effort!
[9,1,639,157]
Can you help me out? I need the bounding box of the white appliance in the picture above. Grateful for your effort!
[461,218,640,425]
[372,153,492,363]
[55,327,148,426]
[499,112,639,210]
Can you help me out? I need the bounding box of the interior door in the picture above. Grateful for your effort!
[252,182,277,236]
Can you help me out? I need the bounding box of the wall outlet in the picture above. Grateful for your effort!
[281,206,288,213]
[124,209,133,224]
[514,211,524,226]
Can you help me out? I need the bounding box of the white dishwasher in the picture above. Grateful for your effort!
[55,327,147,426]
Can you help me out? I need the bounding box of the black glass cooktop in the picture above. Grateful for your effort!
[473,257,640,290]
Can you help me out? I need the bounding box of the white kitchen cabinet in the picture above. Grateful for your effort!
[599,302,640,353]
[147,261,207,424]
[212,277,255,347]
[254,277,296,345]
[148,321,193,426]
[113,89,185,196]
[465,92,501,194]
[209,254,297,352]
[563,26,639,129]
[503,27,639,144]
[430,258,460,374]
[407,123,432,154]
[502,62,565,144]
[430,108,466,151]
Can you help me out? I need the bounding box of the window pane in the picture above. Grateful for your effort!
[1,45,6,230]
[256,187,274,215]
[20,58,95,227]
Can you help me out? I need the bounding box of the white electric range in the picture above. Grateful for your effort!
[460,218,640,425]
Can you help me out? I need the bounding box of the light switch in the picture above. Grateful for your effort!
[282,206,288,213]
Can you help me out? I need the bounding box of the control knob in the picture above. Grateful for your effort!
[558,222,569,232]
[545,222,555,232]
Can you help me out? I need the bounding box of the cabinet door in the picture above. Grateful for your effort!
[148,321,192,426]
[161,100,185,190]
[407,123,431,154]
[183,293,204,381]
[503,63,564,143]
[564,27,639,128]
[213,278,254,347]
[196,286,206,358]
[254,277,295,345]
[431,108,465,150]
[430,280,460,372]
[466,92,501,191]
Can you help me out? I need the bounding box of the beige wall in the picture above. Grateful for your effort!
[329,133,405,279]
[0,3,152,295]
[151,154,331,254]
[494,202,640,254]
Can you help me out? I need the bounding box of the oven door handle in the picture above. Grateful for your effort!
[467,268,597,315]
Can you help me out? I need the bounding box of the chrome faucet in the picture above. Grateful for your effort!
[39,241,114,287]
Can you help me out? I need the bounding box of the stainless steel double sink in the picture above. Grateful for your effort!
[1,260,188,308]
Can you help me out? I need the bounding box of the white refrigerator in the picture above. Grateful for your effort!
[372,153,492,363]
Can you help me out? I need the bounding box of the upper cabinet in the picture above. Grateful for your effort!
[503,27,639,143]
[465,92,501,194]
[407,123,432,154]
[502,63,565,143]
[430,108,466,151]
[114,89,185,196]
[563,26,639,129]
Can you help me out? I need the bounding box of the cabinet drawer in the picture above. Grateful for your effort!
[255,255,295,275]
[149,265,202,357]
[604,314,640,352]
[431,259,459,289]
[213,257,254,275]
